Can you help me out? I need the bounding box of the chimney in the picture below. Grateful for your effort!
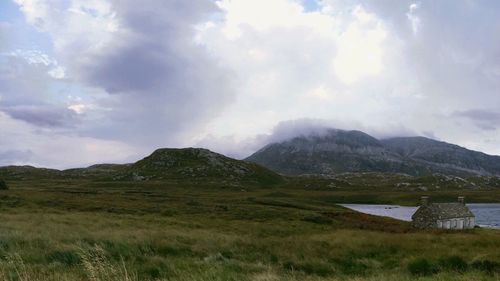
[420,196,429,206]
[458,196,465,205]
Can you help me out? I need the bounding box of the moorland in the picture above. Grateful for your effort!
[0,166,500,280]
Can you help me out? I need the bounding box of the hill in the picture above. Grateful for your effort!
[0,165,62,180]
[115,147,284,186]
[0,148,284,187]
[246,129,500,177]
[63,164,129,178]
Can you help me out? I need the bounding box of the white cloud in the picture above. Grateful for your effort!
[333,5,387,84]
[5,49,66,79]
[306,85,332,101]
[67,103,85,114]
[0,112,137,168]
[13,0,121,85]
[197,118,419,159]
[195,0,395,140]
[406,2,420,34]
[216,0,337,39]
[48,65,66,79]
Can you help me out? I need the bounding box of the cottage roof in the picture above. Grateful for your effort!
[412,203,474,220]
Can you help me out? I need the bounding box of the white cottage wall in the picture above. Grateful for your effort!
[437,218,474,229]
[444,220,451,229]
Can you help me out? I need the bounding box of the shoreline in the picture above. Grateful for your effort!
[340,203,500,229]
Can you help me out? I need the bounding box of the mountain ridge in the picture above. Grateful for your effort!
[2,131,500,181]
[246,129,500,177]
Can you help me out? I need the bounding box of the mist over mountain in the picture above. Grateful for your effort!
[3,128,500,182]
[246,129,500,177]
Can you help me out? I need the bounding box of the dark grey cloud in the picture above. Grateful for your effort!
[0,149,34,166]
[0,55,80,128]
[1,105,79,128]
[453,109,500,131]
[56,0,234,147]
[0,22,9,51]
[0,56,49,103]
[1,0,236,167]
[454,109,500,122]
[365,0,500,102]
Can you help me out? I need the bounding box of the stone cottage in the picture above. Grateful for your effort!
[411,196,475,229]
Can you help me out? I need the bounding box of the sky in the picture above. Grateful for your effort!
[1,0,500,168]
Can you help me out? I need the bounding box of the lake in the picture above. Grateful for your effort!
[340,203,500,229]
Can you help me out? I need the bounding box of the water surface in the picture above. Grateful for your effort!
[340,203,500,229]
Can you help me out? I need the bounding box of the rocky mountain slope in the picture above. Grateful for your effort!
[246,129,500,177]
[381,137,500,175]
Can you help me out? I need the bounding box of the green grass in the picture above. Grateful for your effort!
[0,179,498,280]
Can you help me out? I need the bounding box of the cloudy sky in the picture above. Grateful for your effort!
[1,0,500,168]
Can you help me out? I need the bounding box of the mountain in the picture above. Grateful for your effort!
[245,129,500,177]
[246,130,401,175]
[115,148,284,186]
[381,137,500,175]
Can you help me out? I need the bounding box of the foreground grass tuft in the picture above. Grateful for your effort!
[407,258,438,277]
[438,256,468,273]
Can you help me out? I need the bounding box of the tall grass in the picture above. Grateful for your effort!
[80,245,137,281]
[0,180,498,280]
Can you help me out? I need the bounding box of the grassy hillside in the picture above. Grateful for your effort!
[0,178,499,280]
[0,148,284,187]
[118,148,284,186]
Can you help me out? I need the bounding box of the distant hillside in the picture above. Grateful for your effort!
[115,148,284,186]
[381,137,500,175]
[0,165,62,180]
[0,164,129,180]
[0,148,284,187]
[288,172,500,191]
[246,129,500,177]
[63,164,130,178]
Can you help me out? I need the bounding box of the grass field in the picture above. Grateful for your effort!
[0,179,499,280]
